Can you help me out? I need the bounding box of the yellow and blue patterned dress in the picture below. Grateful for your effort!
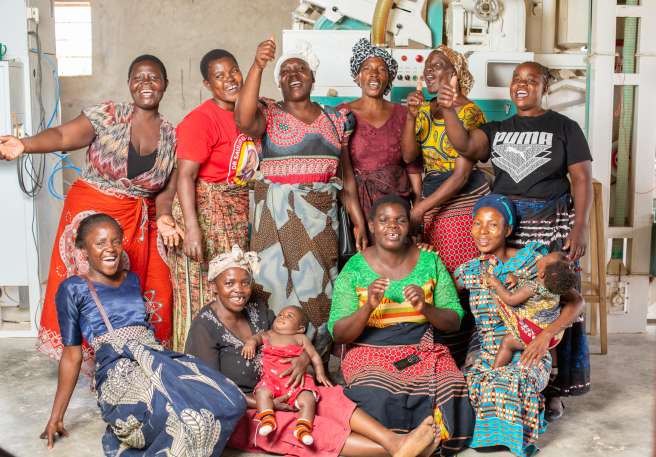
[454,244,551,457]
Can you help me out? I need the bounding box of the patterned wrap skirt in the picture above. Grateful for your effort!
[354,165,413,224]
[37,179,173,377]
[507,194,591,397]
[250,180,339,353]
[168,180,249,351]
[341,326,475,456]
[94,326,245,456]
[422,169,490,274]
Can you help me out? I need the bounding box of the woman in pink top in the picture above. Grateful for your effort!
[340,38,422,238]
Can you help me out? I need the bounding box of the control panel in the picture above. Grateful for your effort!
[391,48,433,86]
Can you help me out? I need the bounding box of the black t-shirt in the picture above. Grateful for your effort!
[479,110,592,199]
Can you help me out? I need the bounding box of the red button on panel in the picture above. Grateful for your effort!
[401,55,408,62]
[415,54,424,63]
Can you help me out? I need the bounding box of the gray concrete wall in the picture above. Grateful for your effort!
[60,0,296,171]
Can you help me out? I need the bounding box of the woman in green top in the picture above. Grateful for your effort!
[329,195,475,456]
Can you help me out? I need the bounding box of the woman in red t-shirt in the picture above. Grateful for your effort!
[168,49,259,350]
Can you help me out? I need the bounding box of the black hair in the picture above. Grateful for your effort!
[128,54,168,81]
[284,305,309,329]
[543,260,577,295]
[517,61,550,86]
[75,213,124,249]
[368,194,411,221]
[200,49,238,80]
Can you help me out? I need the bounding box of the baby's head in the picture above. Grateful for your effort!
[272,306,309,335]
[537,252,577,295]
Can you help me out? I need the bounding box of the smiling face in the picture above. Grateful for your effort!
[369,202,410,251]
[510,63,547,112]
[272,306,307,335]
[203,57,243,109]
[213,267,252,313]
[356,56,389,98]
[471,207,511,255]
[423,51,455,95]
[279,58,314,102]
[79,222,124,278]
[128,60,167,110]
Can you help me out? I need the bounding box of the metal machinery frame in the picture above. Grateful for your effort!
[0,0,62,337]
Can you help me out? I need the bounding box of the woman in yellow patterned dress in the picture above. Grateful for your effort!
[404,45,489,275]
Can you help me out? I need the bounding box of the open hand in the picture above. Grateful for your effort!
[183,225,203,262]
[520,331,551,367]
[0,135,25,161]
[436,74,458,109]
[40,418,69,449]
[254,36,276,70]
[563,224,587,262]
[279,352,310,389]
[273,393,297,412]
[367,278,389,310]
[157,215,184,249]
[315,370,333,387]
[354,224,368,252]
[241,339,258,360]
[404,284,427,313]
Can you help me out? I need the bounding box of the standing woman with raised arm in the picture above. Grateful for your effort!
[0,55,180,375]
[234,37,366,350]
[404,45,489,275]
[439,61,593,419]
[167,49,258,351]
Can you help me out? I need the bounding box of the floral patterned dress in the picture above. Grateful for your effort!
[56,272,245,456]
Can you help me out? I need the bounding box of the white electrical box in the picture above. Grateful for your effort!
[0,61,31,286]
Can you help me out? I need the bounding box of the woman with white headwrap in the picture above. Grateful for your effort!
[338,39,422,235]
[235,38,365,351]
[185,245,441,457]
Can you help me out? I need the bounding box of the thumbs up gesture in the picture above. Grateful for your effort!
[406,77,425,118]
[436,74,458,110]
[254,35,276,70]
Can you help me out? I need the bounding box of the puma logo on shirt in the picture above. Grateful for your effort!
[490,131,553,183]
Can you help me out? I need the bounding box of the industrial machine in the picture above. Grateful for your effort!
[285,0,656,333]
[0,0,62,336]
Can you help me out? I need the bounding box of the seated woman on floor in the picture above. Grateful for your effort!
[40,214,245,456]
[328,195,475,456]
[454,194,584,457]
[185,245,440,457]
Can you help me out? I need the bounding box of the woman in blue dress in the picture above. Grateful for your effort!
[40,213,246,455]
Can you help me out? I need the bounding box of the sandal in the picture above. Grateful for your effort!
[255,409,277,436]
[294,418,314,445]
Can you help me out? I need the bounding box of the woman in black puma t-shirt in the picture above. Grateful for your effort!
[438,61,592,421]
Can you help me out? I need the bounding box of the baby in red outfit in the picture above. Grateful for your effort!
[242,305,332,446]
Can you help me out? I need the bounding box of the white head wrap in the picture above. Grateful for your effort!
[273,40,320,87]
[208,245,260,282]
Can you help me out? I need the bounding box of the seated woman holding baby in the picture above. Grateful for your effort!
[328,195,476,456]
[185,244,441,457]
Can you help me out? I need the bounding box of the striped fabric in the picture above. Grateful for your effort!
[355,278,435,328]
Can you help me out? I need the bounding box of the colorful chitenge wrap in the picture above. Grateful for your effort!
[330,251,475,456]
[168,180,249,352]
[455,245,552,457]
[507,193,590,397]
[37,179,173,377]
[93,327,245,455]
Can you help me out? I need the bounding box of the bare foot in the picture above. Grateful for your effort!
[394,416,438,457]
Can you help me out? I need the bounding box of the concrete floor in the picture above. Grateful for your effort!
[0,331,653,457]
